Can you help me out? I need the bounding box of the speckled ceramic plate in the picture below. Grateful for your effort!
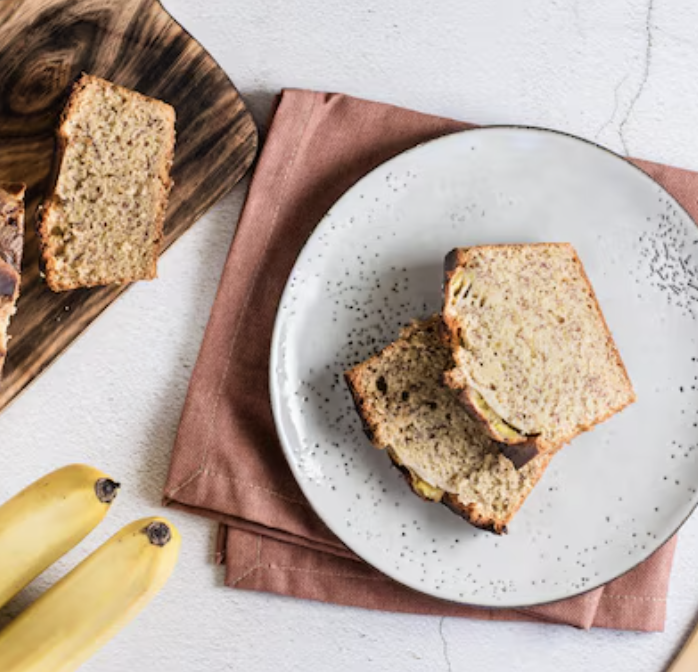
[270,126,698,608]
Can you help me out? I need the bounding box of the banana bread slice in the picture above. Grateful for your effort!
[345,316,552,534]
[38,74,176,291]
[0,184,25,378]
[442,243,636,467]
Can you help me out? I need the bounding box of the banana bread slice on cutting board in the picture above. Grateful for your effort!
[38,74,176,291]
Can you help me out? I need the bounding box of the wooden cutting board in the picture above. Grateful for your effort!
[0,0,258,412]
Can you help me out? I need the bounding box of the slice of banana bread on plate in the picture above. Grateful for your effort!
[38,74,176,291]
[0,184,25,378]
[345,316,552,534]
[442,243,636,467]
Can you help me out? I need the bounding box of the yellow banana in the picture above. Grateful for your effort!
[0,516,181,672]
[0,464,119,608]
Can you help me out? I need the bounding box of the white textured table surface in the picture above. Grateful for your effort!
[1,1,698,670]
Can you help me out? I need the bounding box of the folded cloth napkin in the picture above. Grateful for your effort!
[163,88,690,631]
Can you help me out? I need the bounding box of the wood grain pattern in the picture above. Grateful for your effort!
[0,0,258,412]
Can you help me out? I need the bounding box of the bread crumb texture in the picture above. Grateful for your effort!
[39,74,175,291]
[443,243,636,446]
[346,317,550,532]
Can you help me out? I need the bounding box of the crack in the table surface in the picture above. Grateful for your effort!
[595,73,629,143]
[439,617,453,672]
[617,0,656,155]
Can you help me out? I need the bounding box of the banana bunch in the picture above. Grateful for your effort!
[0,465,180,672]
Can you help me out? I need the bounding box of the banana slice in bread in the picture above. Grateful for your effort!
[345,317,551,534]
[442,243,636,467]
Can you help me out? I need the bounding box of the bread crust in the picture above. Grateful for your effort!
[442,244,637,467]
[37,74,176,292]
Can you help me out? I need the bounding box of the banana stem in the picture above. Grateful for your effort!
[145,522,171,547]
[94,479,120,504]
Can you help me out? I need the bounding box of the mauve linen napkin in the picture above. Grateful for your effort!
[164,89,689,631]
